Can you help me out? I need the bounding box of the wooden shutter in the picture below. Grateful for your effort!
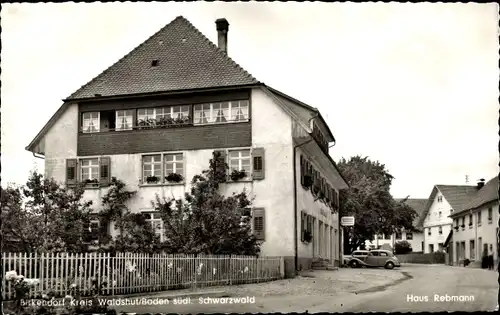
[252,147,265,180]
[301,211,305,242]
[66,159,77,186]
[214,150,227,178]
[99,156,111,187]
[253,208,265,241]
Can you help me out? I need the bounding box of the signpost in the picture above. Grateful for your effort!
[341,216,355,227]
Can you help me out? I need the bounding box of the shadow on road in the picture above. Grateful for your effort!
[355,271,413,294]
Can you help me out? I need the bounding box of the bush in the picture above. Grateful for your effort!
[394,240,413,254]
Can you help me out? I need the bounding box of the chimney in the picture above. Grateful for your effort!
[477,178,486,189]
[215,18,229,53]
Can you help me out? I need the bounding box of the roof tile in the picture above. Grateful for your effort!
[66,16,259,100]
[455,176,499,214]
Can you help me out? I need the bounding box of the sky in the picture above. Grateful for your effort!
[1,2,498,198]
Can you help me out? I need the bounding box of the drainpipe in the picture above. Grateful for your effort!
[293,114,319,273]
[328,138,340,265]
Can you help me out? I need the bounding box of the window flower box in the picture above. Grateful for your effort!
[165,173,183,183]
[230,169,247,181]
[137,118,156,130]
[146,175,160,184]
[84,179,99,187]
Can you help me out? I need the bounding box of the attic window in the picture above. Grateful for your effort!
[151,60,159,67]
[94,93,102,97]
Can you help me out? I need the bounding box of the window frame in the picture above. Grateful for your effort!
[438,226,443,235]
[80,158,100,183]
[81,112,100,133]
[115,110,134,131]
[227,148,252,180]
[143,212,164,242]
[488,207,493,222]
[140,152,186,186]
[193,100,249,125]
[437,196,443,202]
[405,232,413,240]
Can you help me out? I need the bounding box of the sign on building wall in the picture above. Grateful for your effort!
[341,216,355,226]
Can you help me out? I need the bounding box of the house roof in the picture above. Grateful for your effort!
[417,184,477,227]
[65,16,259,100]
[25,16,340,161]
[451,175,499,216]
[396,198,428,227]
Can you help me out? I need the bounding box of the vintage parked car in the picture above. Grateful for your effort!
[343,250,370,266]
[349,249,400,269]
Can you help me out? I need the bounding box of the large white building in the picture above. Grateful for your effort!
[419,185,477,254]
[25,16,348,278]
[365,198,427,252]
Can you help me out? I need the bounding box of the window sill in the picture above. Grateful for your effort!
[226,178,253,183]
[488,220,493,224]
[139,182,185,187]
[478,223,482,227]
[469,225,473,229]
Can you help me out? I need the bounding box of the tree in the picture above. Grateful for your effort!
[97,178,161,253]
[394,240,413,254]
[151,151,260,255]
[1,171,93,252]
[337,156,418,254]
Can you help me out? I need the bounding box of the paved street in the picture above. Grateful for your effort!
[112,264,498,314]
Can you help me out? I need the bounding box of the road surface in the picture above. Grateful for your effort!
[112,264,498,313]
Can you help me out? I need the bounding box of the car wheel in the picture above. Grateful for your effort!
[385,262,394,270]
[350,260,358,268]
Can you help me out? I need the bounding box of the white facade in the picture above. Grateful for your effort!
[451,203,498,265]
[423,191,454,253]
[365,230,424,253]
[38,87,347,276]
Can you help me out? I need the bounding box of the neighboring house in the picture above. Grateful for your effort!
[449,176,499,266]
[420,185,477,254]
[24,16,348,277]
[365,198,427,253]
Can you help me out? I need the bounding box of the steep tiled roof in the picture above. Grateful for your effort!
[66,16,259,100]
[454,176,499,215]
[436,185,478,211]
[399,198,428,227]
[417,185,477,227]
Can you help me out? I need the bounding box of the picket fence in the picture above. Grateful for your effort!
[2,252,285,300]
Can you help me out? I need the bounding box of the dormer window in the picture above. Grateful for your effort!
[151,59,159,67]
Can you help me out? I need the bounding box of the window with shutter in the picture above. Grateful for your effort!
[99,157,111,187]
[66,159,77,186]
[252,147,265,180]
[253,208,265,241]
